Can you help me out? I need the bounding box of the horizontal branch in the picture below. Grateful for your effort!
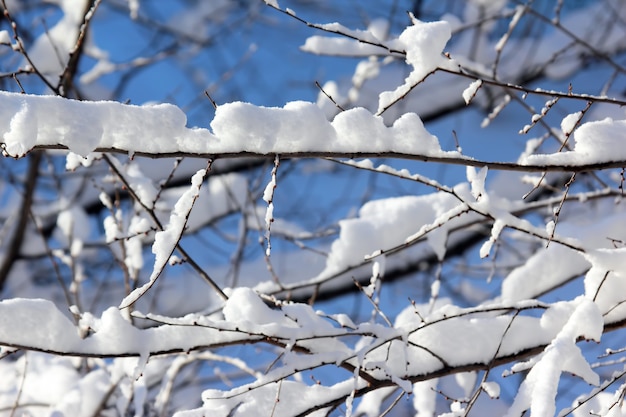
[20,145,626,173]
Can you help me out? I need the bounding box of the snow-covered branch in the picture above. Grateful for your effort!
[2,1,626,416]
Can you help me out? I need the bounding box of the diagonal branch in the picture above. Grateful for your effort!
[0,151,41,291]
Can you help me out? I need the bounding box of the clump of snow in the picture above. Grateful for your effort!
[211,100,334,153]
[561,111,582,134]
[66,151,101,170]
[479,219,505,259]
[504,299,602,417]
[188,379,362,417]
[301,19,400,57]
[377,17,451,113]
[55,206,91,257]
[0,352,100,417]
[127,0,139,19]
[482,381,500,399]
[570,118,626,161]
[350,57,381,102]
[125,215,151,273]
[0,30,10,44]
[263,0,279,7]
[262,157,278,256]
[103,211,122,244]
[494,5,524,51]
[0,91,193,157]
[25,0,90,78]
[462,79,483,105]
[501,209,626,302]
[583,248,626,322]
[545,220,555,236]
[302,35,396,57]
[467,166,487,200]
[0,298,81,351]
[413,379,438,416]
[3,101,37,157]
[80,60,116,85]
[520,117,626,166]
[571,392,626,417]
[222,288,286,324]
[108,157,158,208]
[330,108,442,154]
[318,187,468,280]
[156,172,247,233]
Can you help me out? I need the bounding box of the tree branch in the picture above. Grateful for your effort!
[13,146,626,173]
[0,151,41,291]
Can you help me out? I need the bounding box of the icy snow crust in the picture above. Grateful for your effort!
[0,91,449,158]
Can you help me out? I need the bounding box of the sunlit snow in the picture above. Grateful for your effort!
[0,91,452,159]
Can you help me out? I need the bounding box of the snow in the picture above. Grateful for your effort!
[302,36,394,57]
[482,381,500,399]
[495,5,524,52]
[0,352,101,416]
[0,294,319,357]
[561,111,582,134]
[571,392,626,417]
[545,219,555,236]
[301,18,400,58]
[413,379,438,416]
[521,117,626,166]
[0,277,615,417]
[377,17,452,113]
[25,0,90,78]
[157,172,247,233]
[462,79,483,105]
[350,57,381,102]
[3,2,626,416]
[0,91,192,157]
[467,165,488,200]
[108,157,158,208]
[0,292,597,397]
[0,30,10,44]
[504,299,602,417]
[317,188,469,280]
[0,85,626,170]
[0,91,453,158]
[56,207,91,246]
[119,169,206,309]
[263,0,279,8]
[583,248,626,322]
[125,215,151,272]
[184,379,360,417]
[127,0,139,19]
[262,157,278,255]
[502,209,626,302]
[480,219,505,259]
[353,387,396,417]
[223,287,287,325]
